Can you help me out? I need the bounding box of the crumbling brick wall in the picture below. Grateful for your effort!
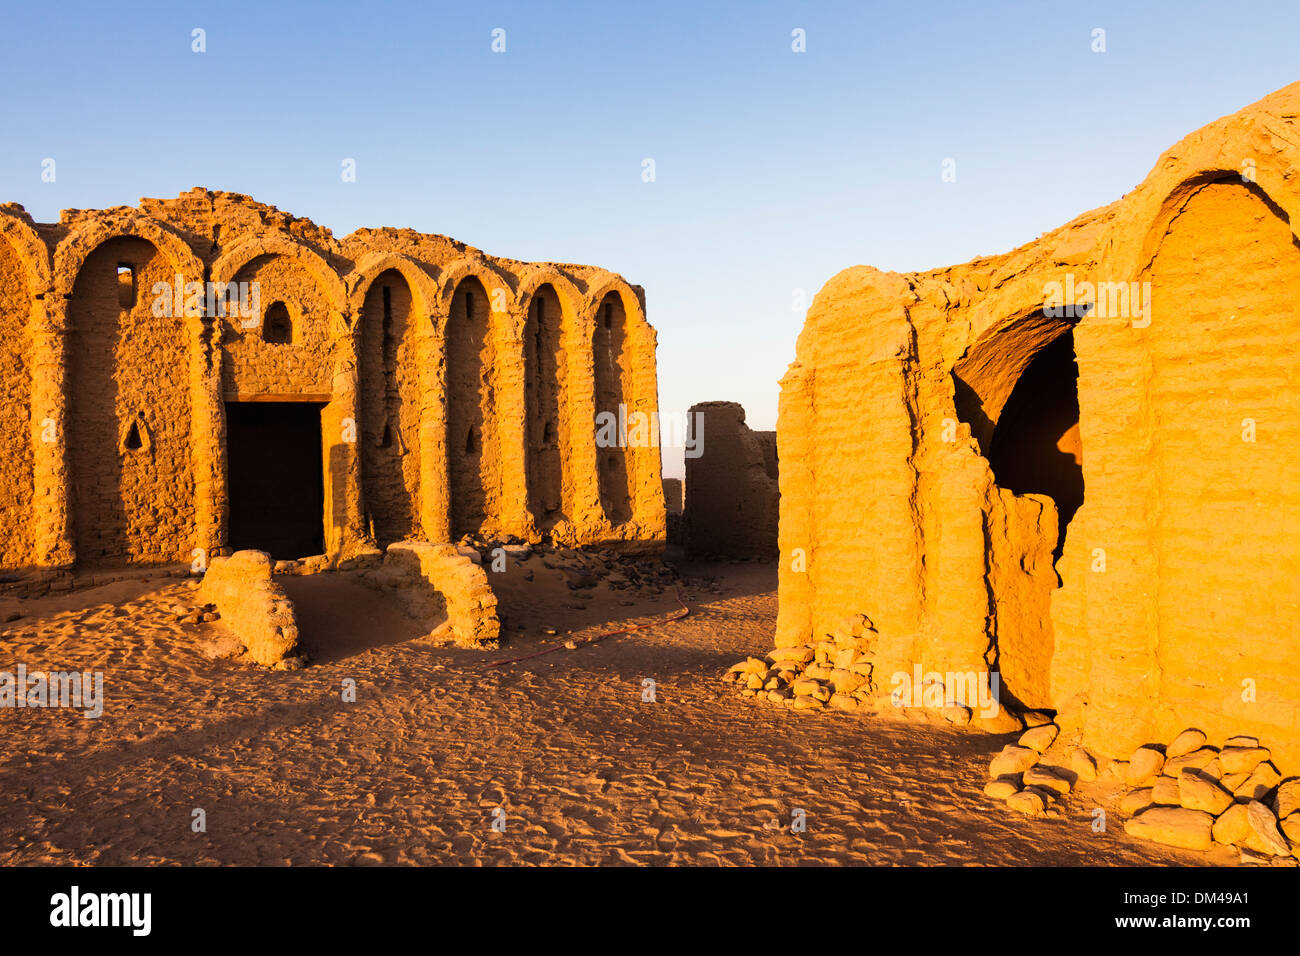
[684,401,779,559]
[0,189,667,572]
[772,82,1300,769]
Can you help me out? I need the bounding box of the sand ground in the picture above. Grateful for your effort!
[0,556,1222,866]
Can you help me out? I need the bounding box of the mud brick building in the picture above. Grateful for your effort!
[774,84,1300,766]
[0,189,666,570]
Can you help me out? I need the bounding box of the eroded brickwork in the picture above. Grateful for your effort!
[684,402,779,559]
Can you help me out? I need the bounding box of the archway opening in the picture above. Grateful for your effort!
[360,270,417,544]
[524,284,565,529]
[986,330,1083,560]
[446,276,496,537]
[593,291,632,525]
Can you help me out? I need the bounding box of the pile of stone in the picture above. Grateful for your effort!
[456,535,684,596]
[721,614,878,711]
[167,601,220,625]
[984,721,1095,817]
[985,724,1298,865]
[1112,731,1296,864]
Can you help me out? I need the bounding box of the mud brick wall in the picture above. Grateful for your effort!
[684,402,779,559]
[0,189,667,572]
[773,82,1300,768]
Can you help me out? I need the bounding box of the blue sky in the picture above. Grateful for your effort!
[3,1,1298,477]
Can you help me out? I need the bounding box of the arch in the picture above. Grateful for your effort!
[951,306,1078,455]
[434,256,517,336]
[1098,103,1300,289]
[66,232,195,564]
[444,270,503,536]
[585,275,648,527]
[358,266,422,543]
[54,215,202,298]
[210,234,347,317]
[519,276,573,530]
[345,251,438,321]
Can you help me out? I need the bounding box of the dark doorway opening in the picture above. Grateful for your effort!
[226,401,325,559]
[986,331,1083,561]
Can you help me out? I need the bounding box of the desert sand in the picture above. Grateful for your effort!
[0,554,1218,866]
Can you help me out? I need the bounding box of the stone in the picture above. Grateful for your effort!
[1280,815,1300,847]
[1151,776,1181,806]
[1068,748,1098,782]
[1124,807,1214,851]
[942,704,972,727]
[791,695,824,711]
[197,551,300,667]
[1212,803,1252,846]
[1161,747,1219,778]
[829,693,860,712]
[1006,789,1048,817]
[984,775,1021,799]
[989,745,1040,778]
[1019,723,1058,753]
[829,668,864,694]
[1225,735,1260,749]
[1274,779,1300,819]
[1243,801,1291,857]
[1126,746,1165,786]
[1234,762,1282,801]
[1167,729,1207,759]
[1218,747,1270,775]
[770,646,815,665]
[1021,710,1055,729]
[969,708,1024,735]
[1178,770,1233,815]
[791,678,823,697]
[1120,788,1154,816]
[832,648,858,670]
[1023,765,1071,795]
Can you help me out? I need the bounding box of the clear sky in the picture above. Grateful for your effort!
[3,1,1297,478]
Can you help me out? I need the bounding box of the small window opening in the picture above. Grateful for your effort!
[116,265,135,310]
[124,420,144,450]
[543,420,557,445]
[263,301,293,344]
[465,426,477,455]
[379,423,392,449]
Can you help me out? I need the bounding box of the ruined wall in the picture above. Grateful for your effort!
[684,401,779,559]
[772,82,1300,767]
[0,219,35,568]
[0,189,666,572]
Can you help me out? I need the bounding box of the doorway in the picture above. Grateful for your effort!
[225,401,325,559]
